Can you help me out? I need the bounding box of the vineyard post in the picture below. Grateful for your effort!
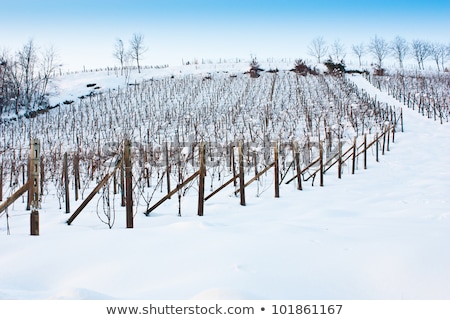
[274,142,280,197]
[338,138,342,179]
[63,152,70,213]
[197,142,206,216]
[319,141,324,186]
[238,141,246,206]
[30,139,40,236]
[293,141,302,190]
[124,139,133,228]
[351,136,357,175]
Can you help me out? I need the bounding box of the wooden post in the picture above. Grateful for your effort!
[400,108,404,132]
[274,142,280,197]
[198,142,206,216]
[351,136,357,175]
[319,141,324,186]
[338,138,342,179]
[293,142,302,190]
[124,140,133,228]
[30,139,40,236]
[238,141,246,206]
[165,141,171,198]
[63,152,70,213]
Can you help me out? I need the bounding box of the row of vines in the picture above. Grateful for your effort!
[1,71,400,229]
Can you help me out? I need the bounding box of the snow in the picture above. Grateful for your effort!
[0,66,449,300]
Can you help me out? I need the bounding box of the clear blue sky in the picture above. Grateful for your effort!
[1,0,449,70]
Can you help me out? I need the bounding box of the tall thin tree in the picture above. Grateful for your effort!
[129,33,147,73]
[368,35,389,69]
[390,36,408,69]
[308,36,328,64]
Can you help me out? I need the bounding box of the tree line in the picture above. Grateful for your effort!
[308,35,449,71]
[0,40,59,117]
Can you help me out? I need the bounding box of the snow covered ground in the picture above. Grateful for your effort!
[0,67,449,300]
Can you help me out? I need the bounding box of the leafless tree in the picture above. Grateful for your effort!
[429,42,446,72]
[129,33,147,73]
[331,39,346,62]
[113,38,127,76]
[18,39,39,110]
[351,42,366,67]
[411,40,430,70]
[308,36,328,64]
[390,36,408,69]
[368,35,389,69]
[39,46,58,105]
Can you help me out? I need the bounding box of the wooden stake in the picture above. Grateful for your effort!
[198,142,206,216]
[30,139,40,209]
[351,136,357,175]
[238,141,246,206]
[274,142,280,197]
[319,141,324,186]
[338,139,342,179]
[124,140,133,228]
[30,139,40,235]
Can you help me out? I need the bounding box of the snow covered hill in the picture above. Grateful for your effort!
[0,64,449,300]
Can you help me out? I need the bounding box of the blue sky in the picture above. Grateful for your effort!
[1,0,449,70]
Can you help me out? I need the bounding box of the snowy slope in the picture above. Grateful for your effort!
[0,69,449,300]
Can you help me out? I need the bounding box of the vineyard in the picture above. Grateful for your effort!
[0,67,405,230]
[368,71,450,123]
[1,64,449,300]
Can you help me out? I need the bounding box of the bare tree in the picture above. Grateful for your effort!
[39,46,58,105]
[351,42,366,67]
[308,36,328,64]
[368,35,389,69]
[390,36,408,69]
[411,40,430,70]
[113,38,127,76]
[331,39,346,62]
[430,42,446,72]
[129,33,147,73]
[18,39,39,110]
